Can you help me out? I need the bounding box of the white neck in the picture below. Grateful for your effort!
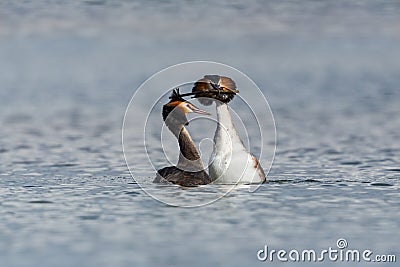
[210,102,266,184]
[214,102,246,151]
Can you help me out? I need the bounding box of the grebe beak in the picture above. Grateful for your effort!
[223,87,240,93]
[210,82,239,94]
[189,104,211,115]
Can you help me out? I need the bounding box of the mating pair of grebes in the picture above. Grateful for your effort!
[154,75,266,187]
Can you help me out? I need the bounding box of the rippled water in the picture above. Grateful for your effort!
[1,1,400,266]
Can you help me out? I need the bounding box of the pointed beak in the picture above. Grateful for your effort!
[209,83,239,94]
[222,86,240,94]
[190,105,211,115]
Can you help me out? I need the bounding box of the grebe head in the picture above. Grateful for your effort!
[163,89,210,126]
[192,75,238,106]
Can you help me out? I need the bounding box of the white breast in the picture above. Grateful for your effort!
[209,103,266,184]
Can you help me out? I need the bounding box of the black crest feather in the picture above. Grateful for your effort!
[169,88,185,102]
[163,88,187,122]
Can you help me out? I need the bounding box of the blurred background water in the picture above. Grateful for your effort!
[0,0,399,266]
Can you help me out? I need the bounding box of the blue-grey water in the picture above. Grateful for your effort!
[1,1,400,266]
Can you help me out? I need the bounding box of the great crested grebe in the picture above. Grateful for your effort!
[192,75,266,184]
[154,89,212,187]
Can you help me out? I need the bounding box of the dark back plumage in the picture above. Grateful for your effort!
[155,166,211,187]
